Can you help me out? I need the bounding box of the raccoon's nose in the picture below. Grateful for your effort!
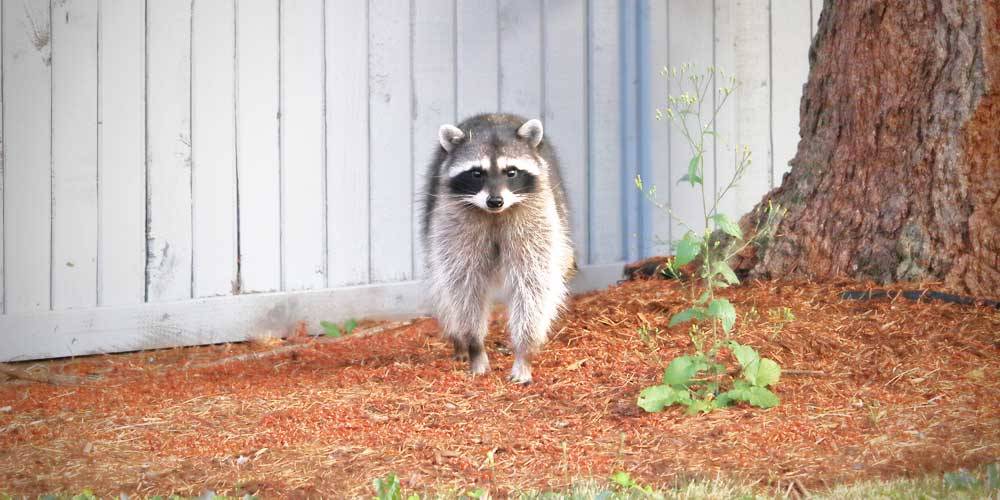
[486,196,504,209]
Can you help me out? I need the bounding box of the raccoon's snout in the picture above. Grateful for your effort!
[486,196,504,209]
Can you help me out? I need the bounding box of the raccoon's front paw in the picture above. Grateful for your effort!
[508,360,532,385]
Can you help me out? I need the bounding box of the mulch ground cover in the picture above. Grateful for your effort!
[1,278,998,497]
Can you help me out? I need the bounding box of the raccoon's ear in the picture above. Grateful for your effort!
[438,124,466,152]
[517,118,544,148]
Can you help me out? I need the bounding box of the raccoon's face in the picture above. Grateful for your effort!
[438,118,545,214]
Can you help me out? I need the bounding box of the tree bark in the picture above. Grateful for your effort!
[737,0,1000,299]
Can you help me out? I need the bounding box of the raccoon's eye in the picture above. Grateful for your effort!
[506,168,518,178]
[471,168,484,178]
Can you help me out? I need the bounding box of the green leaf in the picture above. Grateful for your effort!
[747,386,780,408]
[729,342,760,369]
[686,154,702,186]
[669,306,705,327]
[344,318,358,334]
[610,471,635,489]
[678,173,703,185]
[707,298,737,332]
[686,399,714,414]
[712,261,740,285]
[711,213,743,239]
[755,358,781,387]
[637,385,690,412]
[674,233,701,266]
[695,290,712,304]
[663,355,707,386]
[321,321,342,338]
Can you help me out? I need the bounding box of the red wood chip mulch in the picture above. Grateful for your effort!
[1,278,997,497]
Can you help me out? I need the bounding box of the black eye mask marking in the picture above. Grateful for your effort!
[506,169,537,195]
[448,169,486,196]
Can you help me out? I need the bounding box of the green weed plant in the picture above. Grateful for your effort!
[636,64,784,414]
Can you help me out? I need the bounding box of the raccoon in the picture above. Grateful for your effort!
[422,113,575,384]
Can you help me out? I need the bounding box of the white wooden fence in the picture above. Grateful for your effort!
[0,0,819,361]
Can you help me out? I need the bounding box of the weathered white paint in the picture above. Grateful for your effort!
[645,0,671,254]
[771,0,811,185]
[146,0,192,302]
[412,0,455,279]
[369,0,413,283]
[499,0,542,118]
[235,0,281,294]
[280,0,326,291]
[3,0,51,313]
[714,0,741,219]
[544,0,588,265]
[0,263,624,362]
[326,1,371,286]
[98,0,145,307]
[667,0,715,239]
[0,0,4,312]
[587,0,622,265]
[0,1,815,361]
[731,0,772,216]
[192,0,238,298]
[456,0,499,117]
[52,0,98,310]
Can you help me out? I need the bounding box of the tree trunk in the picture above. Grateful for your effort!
[737,0,1000,299]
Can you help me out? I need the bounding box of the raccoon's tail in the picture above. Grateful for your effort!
[564,257,579,281]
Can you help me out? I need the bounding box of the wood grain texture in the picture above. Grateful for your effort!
[235,0,281,293]
[412,0,455,279]
[731,0,772,215]
[587,0,622,264]
[98,0,145,306]
[499,0,542,118]
[192,0,238,297]
[667,0,714,238]
[280,0,326,291]
[51,0,98,310]
[645,0,670,255]
[326,0,371,286]
[713,0,740,220]
[0,262,622,362]
[456,0,499,117]
[146,0,193,302]
[368,0,413,283]
[544,0,589,265]
[770,0,811,185]
[3,0,52,313]
[0,0,3,312]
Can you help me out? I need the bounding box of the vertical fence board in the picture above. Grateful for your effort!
[456,0,498,117]
[621,0,639,261]
[713,0,739,219]
[499,0,541,118]
[369,0,412,283]
[544,0,588,264]
[587,0,622,264]
[731,0,771,215]
[235,0,280,293]
[412,0,455,279]
[667,0,714,238]
[0,0,4,312]
[644,0,670,254]
[146,0,192,302]
[192,0,237,297]
[326,1,370,286]
[280,0,326,291]
[770,0,810,185]
[98,0,145,306]
[3,0,51,312]
[52,0,98,310]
